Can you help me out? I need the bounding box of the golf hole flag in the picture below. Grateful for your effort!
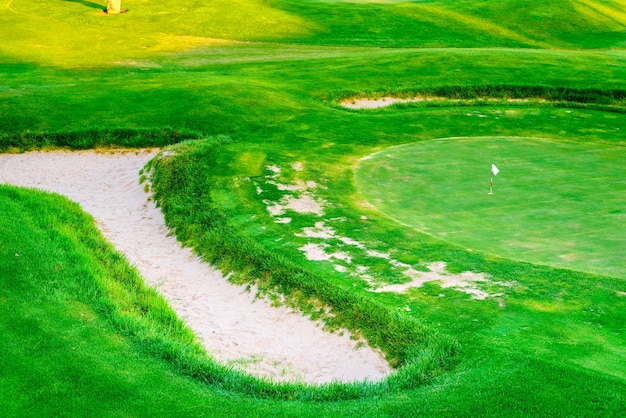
[489,164,499,194]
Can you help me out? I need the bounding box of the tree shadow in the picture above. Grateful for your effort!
[63,0,105,11]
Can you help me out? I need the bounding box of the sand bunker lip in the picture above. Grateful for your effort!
[340,96,544,109]
[0,149,390,384]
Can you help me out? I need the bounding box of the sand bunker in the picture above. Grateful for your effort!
[340,96,541,109]
[0,149,390,384]
[341,97,436,109]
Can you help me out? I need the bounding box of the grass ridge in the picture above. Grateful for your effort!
[146,137,461,394]
[334,85,626,108]
[0,127,205,153]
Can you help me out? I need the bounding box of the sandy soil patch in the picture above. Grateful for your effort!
[340,96,542,109]
[265,193,324,217]
[259,167,509,301]
[341,96,434,109]
[370,261,504,300]
[0,149,390,384]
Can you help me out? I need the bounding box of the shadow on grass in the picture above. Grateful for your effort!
[63,0,105,11]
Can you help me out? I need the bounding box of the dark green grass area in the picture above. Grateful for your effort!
[0,127,204,152]
[355,136,626,279]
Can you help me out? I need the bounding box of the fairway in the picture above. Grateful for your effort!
[356,137,626,279]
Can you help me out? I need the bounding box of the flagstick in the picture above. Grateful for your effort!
[489,163,499,194]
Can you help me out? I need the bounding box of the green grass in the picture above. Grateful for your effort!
[0,186,231,416]
[1,0,626,416]
[355,136,626,279]
[0,186,446,407]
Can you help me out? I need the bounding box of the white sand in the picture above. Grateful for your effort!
[341,97,429,109]
[340,96,541,109]
[0,149,390,384]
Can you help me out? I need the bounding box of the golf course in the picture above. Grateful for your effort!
[1,0,625,416]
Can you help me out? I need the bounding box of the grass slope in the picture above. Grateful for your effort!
[1,0,625,416]
[2,185,624,415]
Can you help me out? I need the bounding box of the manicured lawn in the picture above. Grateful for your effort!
[355,136,626,279]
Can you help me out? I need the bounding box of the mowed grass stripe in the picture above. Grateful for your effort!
[356,136,626,279]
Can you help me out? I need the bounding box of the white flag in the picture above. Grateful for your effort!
[491,164,499,176]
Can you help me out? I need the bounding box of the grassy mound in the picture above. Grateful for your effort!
[146,137,460,370]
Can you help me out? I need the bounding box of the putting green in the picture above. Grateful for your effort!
[355,137,626,279]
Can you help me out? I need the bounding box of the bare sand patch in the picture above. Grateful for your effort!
[340,96,542,109]
[370,262,493,299]
[259,168,508,302]
[265,193,324,217]
[262,164,325,218]
[298,221,336,239]
[0,149,390,384]
[341,96,432,109]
